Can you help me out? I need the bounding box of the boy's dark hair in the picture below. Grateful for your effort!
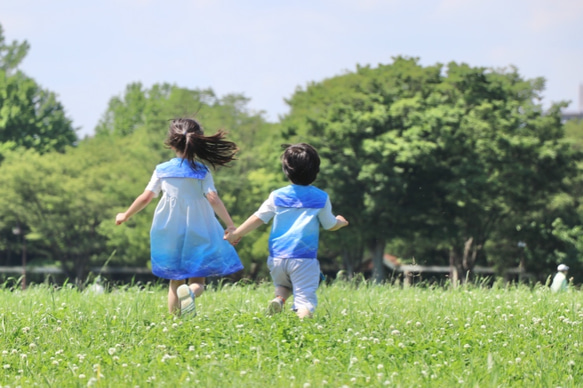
[281,143,320,185]
[165,118,238,170]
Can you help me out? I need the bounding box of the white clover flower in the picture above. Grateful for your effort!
[22,327,30,333]
[108,348,116,356]
[313,359,320,365]
[391,330,400,336]
[377,364,384,369]
[464,344,471,349]
[3,364,9,369]
[79,374,86,379]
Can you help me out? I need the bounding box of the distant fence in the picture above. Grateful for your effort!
[0,266,151,275]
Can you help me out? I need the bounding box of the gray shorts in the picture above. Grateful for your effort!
[267,257,320,312]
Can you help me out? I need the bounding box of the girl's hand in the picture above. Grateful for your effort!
[115,213,128,225]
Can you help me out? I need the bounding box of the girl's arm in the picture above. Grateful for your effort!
[206,190,235,230]
[116,190,155,225]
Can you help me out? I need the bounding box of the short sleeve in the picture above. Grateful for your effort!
[201,171,217,195]
[254,193,276,224]
[318,197,338,230]
[145,171,162,197]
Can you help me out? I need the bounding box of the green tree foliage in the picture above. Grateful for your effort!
[282,57,580,283]
[0,24,77,156]
[0,82,280,281]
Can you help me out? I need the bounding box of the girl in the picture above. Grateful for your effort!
[116,118,243,316]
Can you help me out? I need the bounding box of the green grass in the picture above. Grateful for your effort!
[0,280,581,387]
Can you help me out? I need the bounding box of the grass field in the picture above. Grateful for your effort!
[0,279,581,387]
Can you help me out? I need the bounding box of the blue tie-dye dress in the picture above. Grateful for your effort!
[145,158,243,280]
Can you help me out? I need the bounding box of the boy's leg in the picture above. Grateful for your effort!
[267,257,292,314]
[289,259,320,319]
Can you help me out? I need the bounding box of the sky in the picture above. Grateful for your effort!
[1,0,582,137]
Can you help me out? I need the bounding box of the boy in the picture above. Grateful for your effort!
[226,143,348,318]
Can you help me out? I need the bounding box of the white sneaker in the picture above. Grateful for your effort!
[177,284,196,317]
[267,297,284,315]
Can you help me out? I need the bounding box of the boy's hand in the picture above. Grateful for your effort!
[336,215,349,228]
[224,227,241,246]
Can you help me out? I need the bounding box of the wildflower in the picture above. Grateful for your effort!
[4,364,10,369]
[391,330,400,336]
[108,348,116,356]
[79,374,86,379]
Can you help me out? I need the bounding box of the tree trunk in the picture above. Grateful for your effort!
[450,237,482,284]
[371,238,386,284]
[341,251,355,279]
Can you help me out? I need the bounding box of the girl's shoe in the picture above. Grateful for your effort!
[177,284,196,317]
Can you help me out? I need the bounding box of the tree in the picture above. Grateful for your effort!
[0,24,77,156]
[282,57,580,283]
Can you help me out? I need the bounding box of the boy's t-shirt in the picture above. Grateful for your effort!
[254,184,338,259]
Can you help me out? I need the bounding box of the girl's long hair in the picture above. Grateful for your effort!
[165,118,238,170]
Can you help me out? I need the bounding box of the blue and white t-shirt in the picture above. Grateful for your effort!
[254,184,338,259]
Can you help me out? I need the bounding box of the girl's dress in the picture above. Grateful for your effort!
[145,158,243,279]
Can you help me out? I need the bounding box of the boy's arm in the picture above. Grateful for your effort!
[327,215,349,231]
[116,190,156,225]
[225,215,265,244]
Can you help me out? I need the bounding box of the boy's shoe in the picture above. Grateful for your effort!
[177,284,196,317]
[267,297,284,315]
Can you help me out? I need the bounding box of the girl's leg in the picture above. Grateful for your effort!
[188,277,205,297]
[168,279,185,314]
